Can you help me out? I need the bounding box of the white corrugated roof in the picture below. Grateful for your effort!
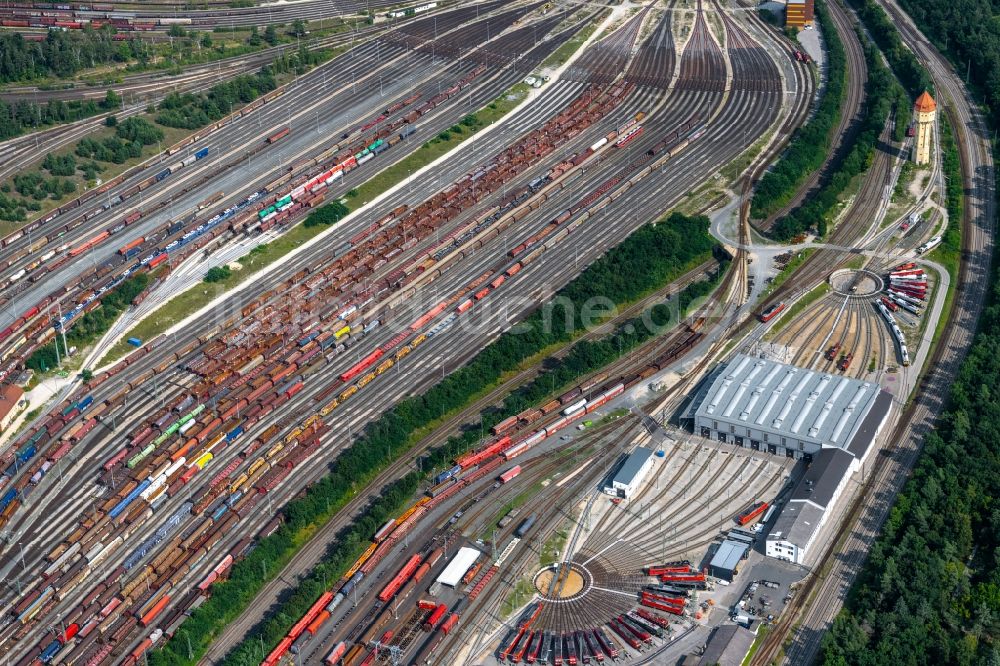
[436,546,481,587]
[694,354,884,451]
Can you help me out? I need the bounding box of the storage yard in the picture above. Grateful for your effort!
[0,0,988,662]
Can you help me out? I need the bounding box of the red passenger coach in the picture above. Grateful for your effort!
[499,465,522,483]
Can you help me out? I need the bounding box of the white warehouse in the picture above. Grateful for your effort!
[685,354,893,460]
[604,446,655,499]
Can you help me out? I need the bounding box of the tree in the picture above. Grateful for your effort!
[248,26,261,46]
[168,24,186,38]
[204,266,232,283]
[291,19,307,37]
[303,201,350,227]
[104,114,117,127]
[264,25,278,46]
[115,116,163,145]
[102,89,120,110]
[200,33,213,48]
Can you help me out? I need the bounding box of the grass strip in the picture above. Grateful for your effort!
[920,114,962,358]
[767,281,831,336]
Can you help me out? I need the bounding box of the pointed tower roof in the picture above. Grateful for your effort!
[914,90,936,113]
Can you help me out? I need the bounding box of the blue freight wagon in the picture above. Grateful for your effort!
[515,513,537,538]
[195,147,209,160]
[39,638,61,662]
[127,337,143,347]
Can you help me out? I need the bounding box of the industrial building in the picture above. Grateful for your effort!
[708,539,750,582]
[0,385,25,433]
[685,354,892,461]
[680,624,757,666]
[603,446,655,499]
[785,0,815,28]
[436,547,481,587]
[765,447,856,564]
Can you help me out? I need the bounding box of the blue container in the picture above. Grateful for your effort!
[127,337,143,347]
[195,147,209,160]
[0,488,17,509]
[77,395,94,411]
[39,638,61,663]
[155,169,170,182]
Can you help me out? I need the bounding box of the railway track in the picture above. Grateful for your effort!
[754,0,870,231]
[751,0,997,660]
[227,3,804,660]
[0,1,806,662]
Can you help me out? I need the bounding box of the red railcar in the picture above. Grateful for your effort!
[758,303,786,323]
[737,501,768,525]
[378,554,422,603]
[266,127,290,144]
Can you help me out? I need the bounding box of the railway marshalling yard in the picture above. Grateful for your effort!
[0,0,992,665]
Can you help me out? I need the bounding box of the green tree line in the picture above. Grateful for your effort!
[844,0,932,140]
[751,1,846,221]
[771,31,905,240]
[303,200,350,227]
[896,0,1000,126]
[149,213,722,665]
[155,69,278,130]
[0,89,121,142]
[846,0,933,98]
[26,273,149,372]
[0,30,142,83]
[936,117,963,260]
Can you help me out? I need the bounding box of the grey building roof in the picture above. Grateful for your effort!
[790,447,855,509]
[692,354,888,452]
[769,447,855,549]
[847,389,893,460]
[698,624,757,666]
[769,500,825,548]
[613,446,654,487]
[709,539,749,574]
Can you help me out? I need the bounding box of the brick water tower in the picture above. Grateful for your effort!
[913,90,936,165]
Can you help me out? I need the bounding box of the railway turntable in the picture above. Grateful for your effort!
[529,558,647,633]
